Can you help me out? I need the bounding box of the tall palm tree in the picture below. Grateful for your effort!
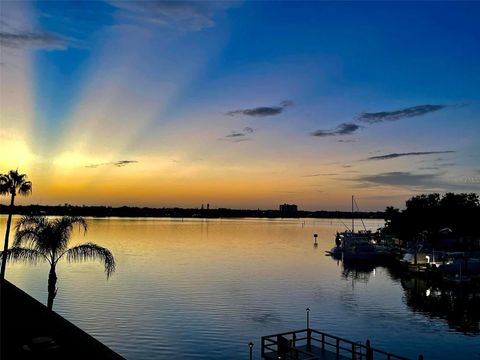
[0,215,115,310]
[0,170,32,281]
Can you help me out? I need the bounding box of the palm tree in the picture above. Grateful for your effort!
[0,215,115,310]
[0,170,32,281]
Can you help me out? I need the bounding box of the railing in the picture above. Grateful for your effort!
[261,328,417,360]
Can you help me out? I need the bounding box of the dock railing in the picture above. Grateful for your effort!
[261,328,413,360]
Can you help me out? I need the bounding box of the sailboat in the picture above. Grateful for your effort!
[328,196,389,261]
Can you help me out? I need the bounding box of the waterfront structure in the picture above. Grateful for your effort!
[279,204,298,213]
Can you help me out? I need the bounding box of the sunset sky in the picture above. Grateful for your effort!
[1,1,479,211]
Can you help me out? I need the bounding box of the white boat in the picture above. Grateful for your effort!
[328,197,391,262]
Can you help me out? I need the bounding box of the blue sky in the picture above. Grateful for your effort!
[1,1,479,210]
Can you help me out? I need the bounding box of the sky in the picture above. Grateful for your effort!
[1,1,479,211]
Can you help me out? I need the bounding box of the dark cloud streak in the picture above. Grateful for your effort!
[311,123,360,137]
[356,104,448,123]
[226,100,294,117]
[366,151,455,161]
[86,160,138,168]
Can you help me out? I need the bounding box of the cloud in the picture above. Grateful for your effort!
[337,139,356,143]
[108,1,235,31]
[226,100,294,117]
[114,160,138,167]
[357,172,442,188]
[355,171,480,191]
[225,132,246,138]
[356,104,448,123]
[311,123,360,137]
[0,31,67,50]
[85,160,138,168]
[301,173,337,177]
[366,151,455,161]
[222,127,255,142]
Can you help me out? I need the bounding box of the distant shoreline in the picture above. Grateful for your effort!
[0,204,385,220]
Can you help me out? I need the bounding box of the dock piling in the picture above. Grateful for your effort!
[249,342,253,360]
[306,307,310,329]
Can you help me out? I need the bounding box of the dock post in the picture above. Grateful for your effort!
[351,343,355,360]
[306,307,310,329]
[418,355,424,360]
[249,342,254,360]
[314,234,318,246]
[261,337,265,358]
[366,339,373,360]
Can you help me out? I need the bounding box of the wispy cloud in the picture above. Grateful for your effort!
[311,123,360,137]
[366,151,455,161]
[301,173,338,177]
[218,126,255,142]
[355,171,480,191]
[357,172,442,188]
[337,139,356,143]
[356,104,448,123]
[221,127,255,142]
[109,1,235,31]
[85,160,138,168]
[0,31,67,50]
[226,100,294,117]
[225,132,246,138]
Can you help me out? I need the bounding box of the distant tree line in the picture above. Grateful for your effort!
[384,192,480,241]
[0,204,384,220]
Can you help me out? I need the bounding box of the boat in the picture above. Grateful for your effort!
[327,196,391,262]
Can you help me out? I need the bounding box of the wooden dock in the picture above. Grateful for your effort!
[261,328,420,360]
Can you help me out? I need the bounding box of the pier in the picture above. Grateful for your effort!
[261,328,419,360]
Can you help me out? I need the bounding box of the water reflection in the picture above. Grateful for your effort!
[335,259,480,335]
[401,277,480,335]
[341,261,376,283]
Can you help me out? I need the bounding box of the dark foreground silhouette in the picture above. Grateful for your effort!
[0,280,124,360]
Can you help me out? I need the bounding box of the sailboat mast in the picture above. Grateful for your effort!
[352,195,354,233]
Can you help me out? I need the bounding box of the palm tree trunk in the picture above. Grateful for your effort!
[0,193,15,281]
[47,264,58,310]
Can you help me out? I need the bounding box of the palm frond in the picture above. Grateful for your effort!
[18,181,32,195]
[0,174,11,195]
[0,247,47,265]
[14,216,47,248]
[16,215,47,230]
[65,243,116,278]
[54,216,88,251]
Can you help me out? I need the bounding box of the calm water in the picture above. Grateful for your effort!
[3,217,479,359]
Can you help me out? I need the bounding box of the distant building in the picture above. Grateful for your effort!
[279,203,298,213]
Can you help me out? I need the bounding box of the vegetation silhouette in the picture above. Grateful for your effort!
[384,192,480,248]
[0,203,384,220]
[0,215,115,310]
[0,170,32,281]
